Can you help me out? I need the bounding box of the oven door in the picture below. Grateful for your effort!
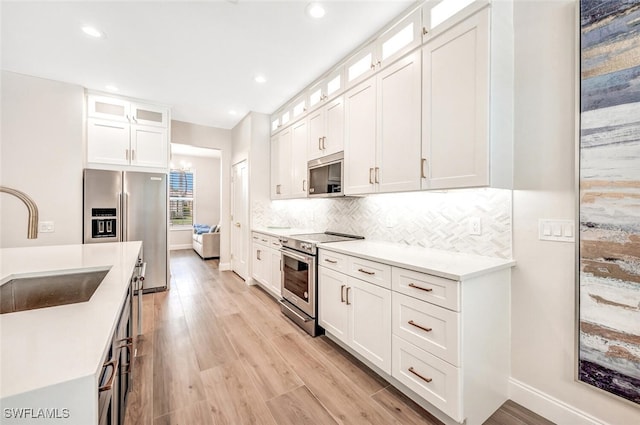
[281,247,316,318]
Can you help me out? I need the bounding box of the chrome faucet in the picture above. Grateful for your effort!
[0,186,39,239]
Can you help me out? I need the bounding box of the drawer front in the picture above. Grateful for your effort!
[318,250,348,273]
[392,335,462,422]
[392,292,460,366]
[348,256,392,289]
[392,267,460,311]
[251,232,271,247]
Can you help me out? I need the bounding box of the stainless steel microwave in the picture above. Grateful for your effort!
[308,151,344,198]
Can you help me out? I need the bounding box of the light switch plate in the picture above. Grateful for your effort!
[539,219,574,242]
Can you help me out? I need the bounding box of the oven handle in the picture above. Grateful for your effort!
[280,247,313,263]
[279,299,312,322]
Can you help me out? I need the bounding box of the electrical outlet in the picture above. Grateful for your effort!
[39,221,55,233]
[469,217,482,235]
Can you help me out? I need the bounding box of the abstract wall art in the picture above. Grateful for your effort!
[579,0,640,404]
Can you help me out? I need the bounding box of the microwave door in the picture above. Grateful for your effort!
[309,166,329,195]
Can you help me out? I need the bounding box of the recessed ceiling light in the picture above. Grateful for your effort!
[105,85,118,92]
[306,3,326,19]
[255,75,267,84]
[82,26,104,38]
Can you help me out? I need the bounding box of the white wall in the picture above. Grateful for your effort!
[171,120,232,267]
[0,71,84,248]
[511,1,639,423]
[169,153,221,249]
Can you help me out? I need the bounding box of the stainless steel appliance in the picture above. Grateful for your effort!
[83,169,168,292]
[308,151,344,197]
[279,231,363,336]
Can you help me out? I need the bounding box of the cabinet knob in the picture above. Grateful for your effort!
[422,27,429,36]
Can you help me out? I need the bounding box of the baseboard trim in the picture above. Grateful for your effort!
[219,262,231,271]
[509,378,608,425]
[170,244,192,250]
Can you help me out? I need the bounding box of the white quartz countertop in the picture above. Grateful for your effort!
[251,227,319,238]
[0,241,142,399]
[319,240,515,280]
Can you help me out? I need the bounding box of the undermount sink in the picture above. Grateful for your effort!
[0,267,111,314]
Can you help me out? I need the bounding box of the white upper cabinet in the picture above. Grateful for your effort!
[291,119,308,198]
[307,67,345,113]
[422,0,487,41]
[346,8,421,89]
[421,7,489,190]
[270,127,292,199]
[86,94,169,170]
[345,49,422,195]
[308,96,344,161]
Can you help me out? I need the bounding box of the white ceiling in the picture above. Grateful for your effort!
[1,0,414,129]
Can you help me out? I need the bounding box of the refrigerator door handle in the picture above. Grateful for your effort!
[122,192,129,242]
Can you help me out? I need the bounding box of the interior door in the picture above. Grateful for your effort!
[231,160,249,280]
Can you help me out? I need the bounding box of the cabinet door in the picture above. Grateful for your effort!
[291,119,308,198]
[318,267,349,344]
[323,96,344,157]
[251,243,266,284]
[377,50,422,193]
[130,103,168,127]
[269,249,282,297]
[307,109,324,160]
[130,125,168,168]
[349,277,392,374]
[271,128,292,199]
[422,8,489,189]
[87,118,130,165]
[344,79,377,195]
[88,95,130,122]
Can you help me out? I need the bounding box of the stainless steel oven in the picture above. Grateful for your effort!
[279,232,363,336]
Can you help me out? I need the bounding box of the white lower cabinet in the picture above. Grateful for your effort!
[318,247,511,425]
[318,263,392,374]
[251,232,281,297]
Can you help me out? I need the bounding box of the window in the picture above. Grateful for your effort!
[169,170,194,227]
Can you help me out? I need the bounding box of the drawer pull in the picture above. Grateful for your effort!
[358,268,375,276]
[408,320,432,333]
[324,258,338,264]
[408,283,433,292]
[408,366,432,383]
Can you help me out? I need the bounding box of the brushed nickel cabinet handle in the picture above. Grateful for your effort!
[341,284,346,303]
[375,167,380,183]
[324,258,338,264]
[408,282,433,292]
[421,158,427,179]
[345,287,351,305]
[257,249,261,261]
[322,136,327,150]
[408,366,432,383]
[125,149,130,161]
[276,184,281,195]
[99,360,118,392]
[358,268,375,276]
[303,179,307,192]
[369,168,374,184]
[131,149,135,161]
[319,137,323,151]
[408,320,433,333]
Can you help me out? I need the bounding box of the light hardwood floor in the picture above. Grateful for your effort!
[124,250,554,425]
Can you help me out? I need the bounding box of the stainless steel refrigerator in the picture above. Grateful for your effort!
[83,169,168,291]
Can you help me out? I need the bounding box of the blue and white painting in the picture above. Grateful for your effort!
[580,0,640,404]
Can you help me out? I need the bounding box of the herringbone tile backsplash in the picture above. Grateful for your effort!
[253,188,512,259]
